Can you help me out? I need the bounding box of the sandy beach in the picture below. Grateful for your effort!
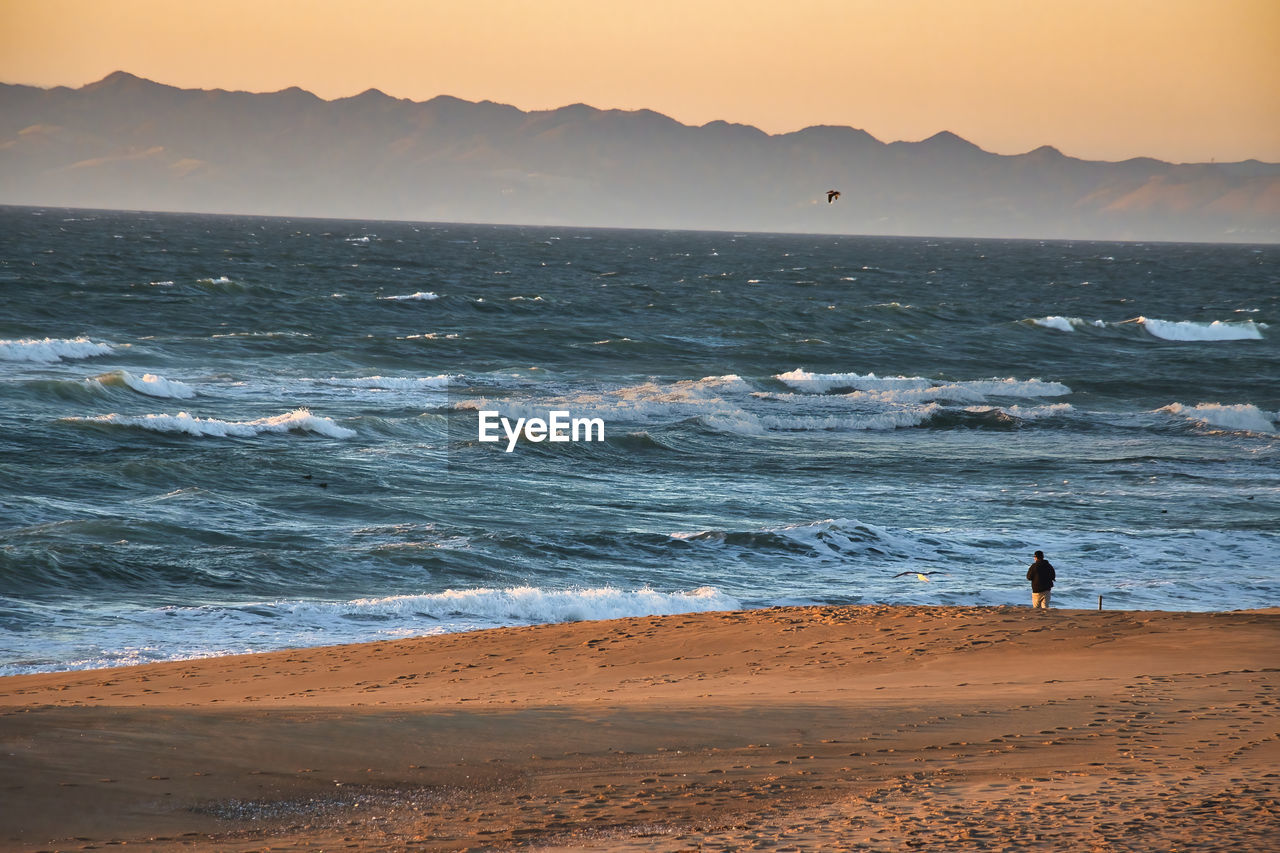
[2,604,1277,851]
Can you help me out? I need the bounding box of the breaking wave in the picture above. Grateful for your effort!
[775,369,1070,398]
[333,584,738,624]
[1158,402,1276,434]
[452,370,1081,438]
[1026,315,1267,342]
[64,408,356,438]
[1030,315,1106,332]
[1,586,740,673]
[0,336,115,363]
[316,374,458,390]
[1138,317,1266,341]
[93,370,196,399]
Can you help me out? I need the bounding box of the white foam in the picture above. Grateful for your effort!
[775,369,1070,398]
[1032,315,1080,332]
[953,378,1071,397]
[0,586,741,673]
[701,406,939,435]
[775,369,933,393]
[1158,402,1276,434]
[456,369,1075,437]
[0,336,114,363]
[1138,317,1266,341]
[210,331,311,339]
[965,403,1074,420]
[380,291,440,301]
[456,375,754,424]
[756,386,985,405]
[332,585,738,624]
[318,375,458,391]
[68,408,356,438]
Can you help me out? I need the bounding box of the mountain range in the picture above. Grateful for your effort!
[2,71,1277,242]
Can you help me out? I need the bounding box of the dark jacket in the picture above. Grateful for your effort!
[1027,558,1056,593]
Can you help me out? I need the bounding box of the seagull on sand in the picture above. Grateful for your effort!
[826,190,841,203]
[892,570,946,582]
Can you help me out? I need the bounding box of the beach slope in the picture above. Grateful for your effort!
[2,605,1277,851]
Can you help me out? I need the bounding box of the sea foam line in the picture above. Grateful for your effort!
[65,408,356,438]
[776,369,1070,397]
[316,374,458,390]
[0,587,741,674]
[331,585,737,623]
[0,336,115,363]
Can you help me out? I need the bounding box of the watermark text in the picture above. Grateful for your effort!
[478,410,605,452]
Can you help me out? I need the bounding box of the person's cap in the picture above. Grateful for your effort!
[1033,550,1044,558]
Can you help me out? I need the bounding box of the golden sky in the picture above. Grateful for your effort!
[2,0,1277,163]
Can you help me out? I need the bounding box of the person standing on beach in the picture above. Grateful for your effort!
[1027,550,1056,608]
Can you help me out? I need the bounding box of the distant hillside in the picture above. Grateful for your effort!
[2,71,1277,242]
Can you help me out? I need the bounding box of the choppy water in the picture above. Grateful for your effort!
[1,206,1277,674]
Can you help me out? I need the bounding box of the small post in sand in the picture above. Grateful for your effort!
[1098,595,1103,611]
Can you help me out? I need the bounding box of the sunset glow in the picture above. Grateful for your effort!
[2,0,1277,163]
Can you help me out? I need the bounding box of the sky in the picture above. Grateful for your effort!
[2,0,1277,164]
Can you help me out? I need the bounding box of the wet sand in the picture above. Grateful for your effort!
[1,604,1277,851]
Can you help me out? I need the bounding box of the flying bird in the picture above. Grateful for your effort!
[892,570,946,582]
[826,190,841,204]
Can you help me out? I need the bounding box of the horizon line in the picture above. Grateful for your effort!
[4,202,1275,248]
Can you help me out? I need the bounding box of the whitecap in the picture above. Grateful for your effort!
[67,408,356,438]
[1158,402,1276,434]
[380,291,440,301]
[776,369,1070,398]
[1138,317,1265,341]
[952,378,1071,398]
[0,336,115,363]
[775,369,934,393]
[317,375,459,391]
[1031,315,1080,332]
[964,403,1073,420]
[455,375,753,425]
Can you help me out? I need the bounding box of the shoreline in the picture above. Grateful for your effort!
[2,604,1277,850]
[7,598,1274,681]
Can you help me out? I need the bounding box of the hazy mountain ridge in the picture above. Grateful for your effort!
[2,71,1277,241]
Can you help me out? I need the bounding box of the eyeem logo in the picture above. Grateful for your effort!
[478,410,605,452]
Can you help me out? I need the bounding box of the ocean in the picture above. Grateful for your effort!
[1,206,1277,675]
